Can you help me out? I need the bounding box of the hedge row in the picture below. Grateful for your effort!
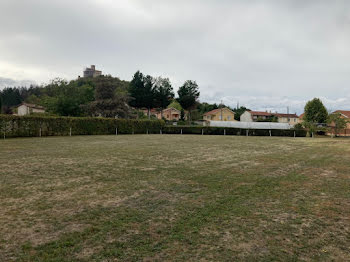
[163,126,307,137]
[0,115,307,138]
[0,115,165,138]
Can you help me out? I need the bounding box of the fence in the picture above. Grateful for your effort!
[163,126,307,137]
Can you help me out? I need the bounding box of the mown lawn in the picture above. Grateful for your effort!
[0,135,350,261]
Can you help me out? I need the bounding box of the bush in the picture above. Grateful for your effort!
[0,115,165,138]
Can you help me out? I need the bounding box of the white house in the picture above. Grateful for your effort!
[17,103,45,116]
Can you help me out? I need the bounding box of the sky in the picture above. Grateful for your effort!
[1,0,350,114]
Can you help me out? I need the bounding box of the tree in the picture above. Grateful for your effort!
[43,79,94,116]
[153,77,174,118]
[304,98,328,123]
[233,106,249,121]
[129,71,155,119]
[86,76,132,118]
[167,99,182,111]
[327,112,347,137]
[177,80,200,123]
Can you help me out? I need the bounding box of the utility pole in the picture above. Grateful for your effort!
[221,100,223,121]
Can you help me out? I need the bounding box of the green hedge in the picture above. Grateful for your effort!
[0,115,165,138]
[0,115,307,138]
[163,126,307,137]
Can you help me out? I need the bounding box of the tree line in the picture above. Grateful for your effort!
[0,71,247,121]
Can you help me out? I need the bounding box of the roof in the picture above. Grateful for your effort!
[203,108,234,116]
[248,111,273,116]
[247,111,298,118]
[333,110,350,118]
[162,107,180,113]
[19,103,45,110]
[299,113,305,119]
[275,113,299,118]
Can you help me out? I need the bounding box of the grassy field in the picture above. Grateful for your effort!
[1,135,350,261]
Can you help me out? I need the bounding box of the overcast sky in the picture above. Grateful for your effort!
[1,0,350,113]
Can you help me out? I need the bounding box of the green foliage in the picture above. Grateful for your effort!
[304,98,328,123]
[163,126,307,137]
[167,100,182,111]
[327,112,347,136]
[177,80,200,122]
[129,71,155,112]
[0,115,164,138]
[233,106,249,121]
[197,102,218,115]
[86,76,132,118]
[153,77,174,110]
[41,79,94,116]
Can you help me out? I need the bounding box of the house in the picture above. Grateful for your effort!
[83,65,102,78]
[275,113,299,125]
[240,111,299,125]
[141,107,181,121]
[16,103,45,116]
[203,108,236,121]
[156,107,181,121]
[328,110,350,136]
[298,113,305,123]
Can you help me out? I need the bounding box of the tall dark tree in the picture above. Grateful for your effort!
[233,106,249,121]
[304,98,328,123]
[153,77,174,118]
[129,71,155,119]
[87,76,131,118]
[0,87,23,114]
[177,80,200,122]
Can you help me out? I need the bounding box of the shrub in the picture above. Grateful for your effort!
[0,115,165,138]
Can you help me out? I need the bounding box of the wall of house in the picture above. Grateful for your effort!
[209,109,236,121]
[17,105,29,116]
[278,117,299,125]
[240,111,253,122]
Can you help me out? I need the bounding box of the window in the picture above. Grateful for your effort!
[227,116,231,120]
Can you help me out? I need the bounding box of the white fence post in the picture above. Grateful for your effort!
[3,131,5,140]
[202,129,204,135]
[39,128,42,137]
[69,127,72,136]
[147,129,149,134]
[246,129,248,136]
[269,130,271,137]
[181,129,183,135]
[160,129,162,135]
[294,131,296,138]
[116,127,118,135]
[224,129,226,136]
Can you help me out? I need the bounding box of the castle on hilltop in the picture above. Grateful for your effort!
[83,65,102,78]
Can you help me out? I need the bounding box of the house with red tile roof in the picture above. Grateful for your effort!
[328,110,350,136]
[240,110,299,125]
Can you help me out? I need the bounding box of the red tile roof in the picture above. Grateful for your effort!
[248,111,298,118]
[248,111,273,116]
[203,109,221,115]
[203,108,234,116]
[274,113,299,118]
[333,110,350,118]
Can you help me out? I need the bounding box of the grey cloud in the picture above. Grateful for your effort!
[0,0,350,112]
